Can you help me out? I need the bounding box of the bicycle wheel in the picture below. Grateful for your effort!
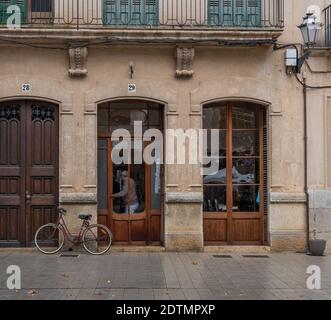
[82,224,112,255]
[35,223,64,254]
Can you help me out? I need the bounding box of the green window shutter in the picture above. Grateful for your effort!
[0,0,27,25]
[247,0,261,27]
[208,0,261,27]
[103,0,158,26]
[208,0,234,26]
[233,0,246,26]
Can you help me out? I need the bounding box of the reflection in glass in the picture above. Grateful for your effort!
[233,185,260,212]
[98,108,109,133]
[130,162,145,214]
[232,105,258,129]
[205,129,226,157]
[203,186,227,212]
[109,109,147,133]
[203,105,227,129]
[233,131,259,156]
[232,159,259,184]
[151,160,161,210]
[97,140,108,209]
[112,164,128,214]
[203,159,227,184]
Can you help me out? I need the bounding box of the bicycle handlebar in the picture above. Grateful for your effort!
[58,207,67,215]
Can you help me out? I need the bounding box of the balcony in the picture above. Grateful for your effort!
[0,0,284,45]
[307,5,331,57]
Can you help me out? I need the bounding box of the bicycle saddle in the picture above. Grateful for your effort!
[78,213,92,220]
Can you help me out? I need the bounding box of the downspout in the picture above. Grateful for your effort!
[302,73,310,253]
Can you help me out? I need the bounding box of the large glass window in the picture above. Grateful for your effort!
[203,102,263,213]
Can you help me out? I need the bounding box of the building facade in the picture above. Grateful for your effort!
[0,0,330,252]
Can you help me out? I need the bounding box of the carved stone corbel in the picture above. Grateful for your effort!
[175,46,195,78]
[68,45,88,77]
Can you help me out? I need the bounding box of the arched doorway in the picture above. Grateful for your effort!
[97,100,164,245]
[0,100,59,247]
[203,101,268,245]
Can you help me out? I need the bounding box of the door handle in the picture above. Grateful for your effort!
[25,191,31,201]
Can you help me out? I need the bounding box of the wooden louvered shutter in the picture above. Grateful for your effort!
[233,0,245,26]
[0,0,26,25]
[144,0,158,26]
[103,0,158,25]
[208,0,261,27]
[247,0,261,27]
[208,0,234,26]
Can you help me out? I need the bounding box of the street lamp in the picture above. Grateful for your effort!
[298,12,322,48]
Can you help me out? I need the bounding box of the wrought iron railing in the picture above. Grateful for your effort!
[324,4,331,47]
[0,0,284,30]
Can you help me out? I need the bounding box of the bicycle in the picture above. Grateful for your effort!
[34,207,112,255]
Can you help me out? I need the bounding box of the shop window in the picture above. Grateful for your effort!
[203,102,268,245]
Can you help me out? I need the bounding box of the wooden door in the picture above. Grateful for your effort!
[203,102,266,245]
[0,101,58,247]
[97,100,163,245]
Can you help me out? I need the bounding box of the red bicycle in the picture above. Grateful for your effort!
[34,207,112,255]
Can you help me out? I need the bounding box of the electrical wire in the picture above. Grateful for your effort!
[295,72,331,89]
[304,60,331,74]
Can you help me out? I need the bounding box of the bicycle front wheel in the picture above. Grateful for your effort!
[82,224,112,255]
[35,223,64,254]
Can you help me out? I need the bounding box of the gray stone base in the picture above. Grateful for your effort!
[270,232,307,252]
[165,232,203,252]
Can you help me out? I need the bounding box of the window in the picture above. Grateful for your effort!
[203,102,268,244]
[208,0,261,27]
[31,0,52,13]
[103,0,158,26]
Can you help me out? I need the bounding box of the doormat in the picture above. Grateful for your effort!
[213,255,232,258]
[242,255,269,258]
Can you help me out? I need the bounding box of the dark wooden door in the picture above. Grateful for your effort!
[0,101,58,247]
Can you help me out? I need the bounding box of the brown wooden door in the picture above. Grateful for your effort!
[97,100,163,245]
[0,101,59,247]
[203,102,266,245]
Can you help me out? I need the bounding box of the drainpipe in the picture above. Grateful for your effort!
[302,73,310,254]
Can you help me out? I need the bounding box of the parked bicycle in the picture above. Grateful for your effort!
[34,207,112,255]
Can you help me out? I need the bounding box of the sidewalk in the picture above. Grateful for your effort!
[0,250,330,300]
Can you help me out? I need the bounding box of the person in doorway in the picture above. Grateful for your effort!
[112,170,139,214]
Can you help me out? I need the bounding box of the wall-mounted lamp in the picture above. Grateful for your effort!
[298,12,322,48]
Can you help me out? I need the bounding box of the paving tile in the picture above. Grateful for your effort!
[0,251,330,300]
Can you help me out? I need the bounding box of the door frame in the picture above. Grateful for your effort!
[0,99,59,247]
[97,99,165,246]
[203,101,267,245]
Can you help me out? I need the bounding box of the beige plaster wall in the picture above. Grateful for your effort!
[0,0,330,251]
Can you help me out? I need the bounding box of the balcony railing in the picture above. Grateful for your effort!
[324,4,331,47]
[0,0,284,30]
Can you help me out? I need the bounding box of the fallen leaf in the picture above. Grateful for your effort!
[28,290,39,296]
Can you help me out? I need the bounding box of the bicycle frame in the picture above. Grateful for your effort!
[56,212,90,244]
